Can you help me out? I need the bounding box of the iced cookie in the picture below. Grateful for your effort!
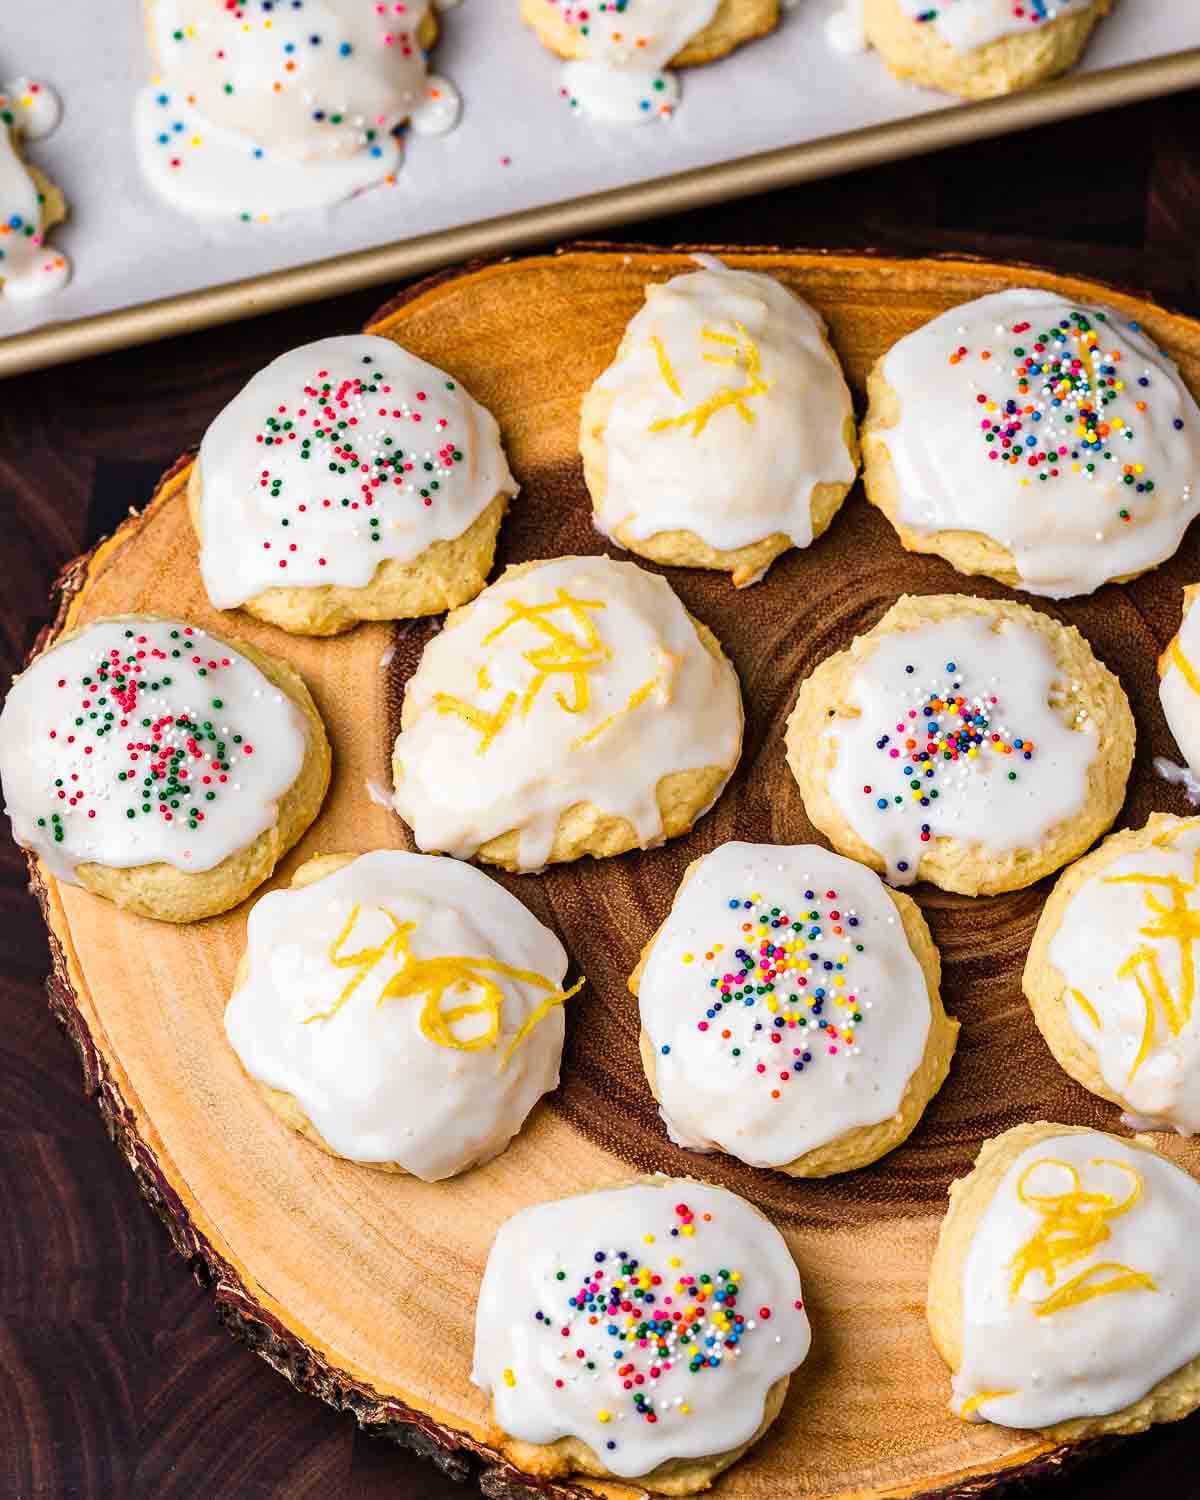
[581,261,858,588]
[0,616,330,922]
[189,335,518,635]
[522,0,778,123]
[862,0,1111,99]
[1024,814,1200,1136]
[632,841,957,1175]
[136,1,457,220]
[785,594,1133,895]
[927,1123,1200,1436]
[224,850,582,1179]
[1159,584,1200,786]
[861,289,1200,598]
[392,555,743,872]
[0,78,70,300]
[472,1178,810,1492]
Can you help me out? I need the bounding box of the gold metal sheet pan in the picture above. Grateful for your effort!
[2,46,1198,381]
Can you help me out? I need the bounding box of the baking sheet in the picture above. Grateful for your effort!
[2,1,1199,374]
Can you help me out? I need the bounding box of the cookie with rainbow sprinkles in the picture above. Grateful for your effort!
[0,77,70,300]
[0,615,330,922]
[632,840,958,1175]
[189,335,518,636]
[862,0,1113,98]
[786,594,1133,896]
[927,1123,1200,1437]
[472,1177,810,1493]
[862,288,1200,597]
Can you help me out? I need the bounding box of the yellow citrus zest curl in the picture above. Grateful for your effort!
[649,322,773,438]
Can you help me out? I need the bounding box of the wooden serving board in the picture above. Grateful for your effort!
[29,249,1200,1500]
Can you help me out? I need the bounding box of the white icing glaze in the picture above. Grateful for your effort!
[825,0,867,53]
[224,850,574,1180]
[409,72,462,135]
[472,1179,810,1477]
[1155,756,1200,807]
[639,842,933,1168]
[894,0,1092,53]
[196,335,516,609]
[823,610,1098,886]
[392,555,743,871]
[953,1131,1200,1427]
[0,618,309,885]
[1048,818,1200,1137]
[549,0,720,124]
[590,265,856,565]
[135,0,447,219]
[876,289,1200,597]
[0,79,70,300]
[1160,590,1200,783]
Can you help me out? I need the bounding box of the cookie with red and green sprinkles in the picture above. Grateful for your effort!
[0,615,330,922]
[472,1178,810,1493]
[862,288,1200,596]
[189,335,518,636]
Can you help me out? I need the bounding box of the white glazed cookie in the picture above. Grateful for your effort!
[521,0,778,123]
[0,78,70,299]
[1024,814,1200,1136]
[862,289,1200,597]
[632,841,957,1175]
[928,1123,1200,1437]
[224,850,581,1180]
[785,594,1133,896]
[1159,584,1200,784]
[136,0,455,220]
[581,262,859,588]
[189,334,518,635]
[862,0,1111,99]
[392,555,744,873]
[0,615,330,922]
[472,1178,810,1493]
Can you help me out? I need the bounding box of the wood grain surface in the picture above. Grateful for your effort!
[4,94,1200,1500]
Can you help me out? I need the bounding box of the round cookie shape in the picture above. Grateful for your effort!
[1159,584,1200,783]
[224,850,580,1180]
[471,1178,810,1491]
[0,78,70,300]
[191,334,517,635]
[581,262,858,588]
[633,841,957,1174]
[1024,813,1200,1136]
[927,1123,1200,1436]
[785,594,1133,895]
[391,555,744,872]
[861,288,1200,597]
[0,615,330,922]
[521,0,778,123]
[136,0,443,218]
[862,0,1110,99]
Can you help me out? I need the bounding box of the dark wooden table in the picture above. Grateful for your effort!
[4,92,1200,1499]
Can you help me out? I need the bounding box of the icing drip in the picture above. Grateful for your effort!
[548,0,721,124]
[639,842,933,1168]
[135,0,453,219]
[953,1132,1200,1427]
[1160,592,1200,785]
[472,1180,810,1477]
[825,0,868,53]
[409,73,462,135]
[1049,819,1200,1135]
[877,289,1200,597]
[824,613,1097,885]
[895,0,1091,52]
[0,619,308,885]
[0,79,70,300]
[196,335,516,609]
[392,556,743,871]
[591,266,856,560]
[225,850,575,1179]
